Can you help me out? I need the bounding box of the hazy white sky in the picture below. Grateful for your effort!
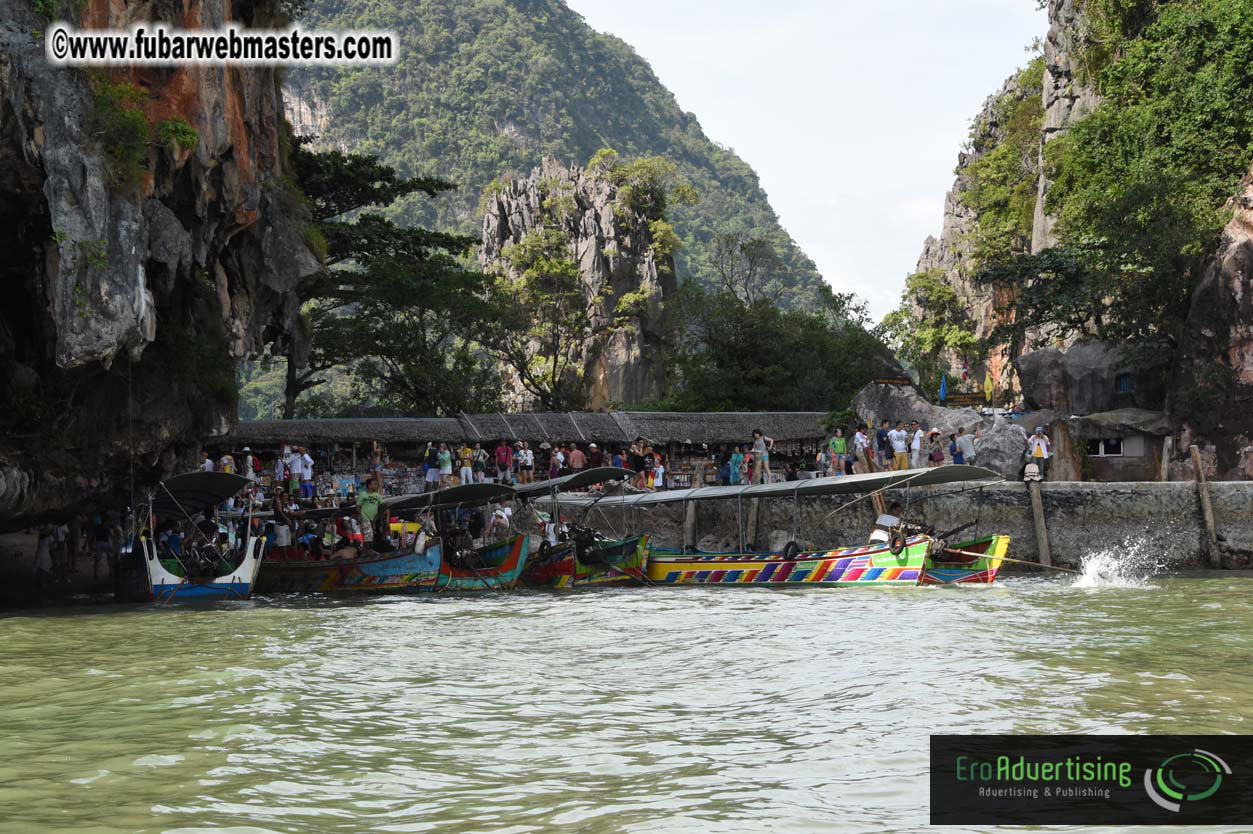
[564,0,1047,319]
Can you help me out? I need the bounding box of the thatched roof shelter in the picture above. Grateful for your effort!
[212,411,828,449]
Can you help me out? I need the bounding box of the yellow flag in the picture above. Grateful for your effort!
[984,373,993,402]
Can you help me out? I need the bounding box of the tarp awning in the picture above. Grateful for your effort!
[151,472,250,519]
[386,482,517,513]
[534,465,1002,508]
[513,466,636,499]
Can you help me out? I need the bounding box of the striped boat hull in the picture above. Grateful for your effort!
[645,534,1010,587]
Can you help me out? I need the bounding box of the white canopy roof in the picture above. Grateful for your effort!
[534,465,1001,508]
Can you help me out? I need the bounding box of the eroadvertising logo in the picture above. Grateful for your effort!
[1143,749,1231,812]
[930,735,1253,825]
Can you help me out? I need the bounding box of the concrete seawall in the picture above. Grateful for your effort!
[592,482,1253,569]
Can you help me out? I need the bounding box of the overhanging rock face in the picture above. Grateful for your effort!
[0,0,319,522]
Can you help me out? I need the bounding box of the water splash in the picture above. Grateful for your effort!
[1073,537,1170,588]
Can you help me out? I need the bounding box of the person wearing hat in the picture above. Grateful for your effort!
[587,442,604,468]
[1027,426,1051,480]
[241,447,257,482]
[926,430,945,467]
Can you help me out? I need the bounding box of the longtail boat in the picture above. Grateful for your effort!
[135,472,265,603]
[540,465,1010,588]
[256,482,528,594]
[513,466,650,588]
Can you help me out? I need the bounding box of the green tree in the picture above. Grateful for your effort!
[659,284,891,412]
[484,227,587,411]
[881,269,979,395]
[283,136,492,416]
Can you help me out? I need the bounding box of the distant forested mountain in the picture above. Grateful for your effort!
[285,0,829,308]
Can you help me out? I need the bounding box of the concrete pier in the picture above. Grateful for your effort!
[631,481,1253,569]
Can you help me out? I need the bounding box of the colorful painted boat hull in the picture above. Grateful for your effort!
[645,534,1010,587]
[255,534,528,593]
[521,535,650,589]
[920,534,1009,585]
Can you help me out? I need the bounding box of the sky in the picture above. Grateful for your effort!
[564,0,1047,320]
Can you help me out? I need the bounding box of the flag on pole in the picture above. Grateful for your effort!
[984,372,994,403]
[939,373,947,403]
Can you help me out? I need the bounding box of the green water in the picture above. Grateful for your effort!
[2,574,1251,833]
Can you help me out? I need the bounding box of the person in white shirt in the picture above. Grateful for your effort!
[1027,426,1050,479]
[241,447,257,482]
[275,449,287,485]
[853,424,870,473]
[300,449,315,499]
[286,448,303,495]
[909,421,925,469]
[956,426,978,465]
[888,421,909,470]
[200,451,215,473]
[653,457,666,490]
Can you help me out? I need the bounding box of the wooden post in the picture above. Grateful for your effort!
[746,498,760,550]
[1028,480,1052,568]
[1190,444,1220,566]
[1159,435,1172,482]
[683,500,697,551]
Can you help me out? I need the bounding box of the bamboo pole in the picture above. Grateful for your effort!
[1028,480,1052,568]
[1190,444,1220,566]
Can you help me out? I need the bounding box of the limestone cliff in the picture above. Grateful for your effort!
[909,70,1039,395]
[0,0,319,523]
[1032,0,1100,251]
[1170,162,1253,479]
[479,157,673,410]
[905,0,1098,397]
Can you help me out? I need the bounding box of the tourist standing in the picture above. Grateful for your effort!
[569,443,586,472]
[831,429,847,476]
[285,447,303,496]
[956,425,978,466]
[949,433,962,465]
[654,454,666,490]
[587,443,604,468]
[889,421,909,470]
[876,419,891,469]
[300,447,315,499]
[424,442,441,492]
[909,421,924,469]
[853,424,870,473]
[437,442,453,488]
[494,440,512,485]
[34,527,53,591]
[357,478,383,546]
[200,451,215,473]
[472,442,489,483]
[927,430,945,467]
[729,446,744,485]
[458,442,474,485]
[750,429,774,484]
[274,449,287,489]
[1027,426,1051,479]
[518,440,533,480]
[241,447,257,482]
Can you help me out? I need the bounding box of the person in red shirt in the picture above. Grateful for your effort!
[494,440,513,485]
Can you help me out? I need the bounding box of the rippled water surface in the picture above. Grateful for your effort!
[3,573,1252,833]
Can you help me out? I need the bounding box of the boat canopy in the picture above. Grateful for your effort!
[513,466,636,499]
[534,464,1002,508]
[387,481,517,513]
[151,472,251,519]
